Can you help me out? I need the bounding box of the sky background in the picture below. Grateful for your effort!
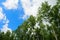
[0,0,57,33]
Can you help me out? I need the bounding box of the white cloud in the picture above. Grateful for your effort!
[1,16,12,33]
[0,7,12,33]
[2,0,18,9]
[0,7,5,20]
[21,0,57,19]
[1,20,12,33]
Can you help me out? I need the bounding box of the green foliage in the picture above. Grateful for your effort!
[0,31,16,40]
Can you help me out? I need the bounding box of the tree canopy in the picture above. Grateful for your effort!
[0,0,60,40]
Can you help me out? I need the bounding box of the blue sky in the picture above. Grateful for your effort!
[0,0,25,30]
[0,0,56,33]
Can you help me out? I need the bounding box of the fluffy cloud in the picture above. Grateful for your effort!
[2,0,18,9]
[0,7,5,20]
[21,0,57,19]
[0,7,12,33]
[1,20,12,33]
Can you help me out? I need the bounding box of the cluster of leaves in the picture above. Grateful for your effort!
[0,31,17,40]
[16,0,60,40]
[0,0,60,40]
